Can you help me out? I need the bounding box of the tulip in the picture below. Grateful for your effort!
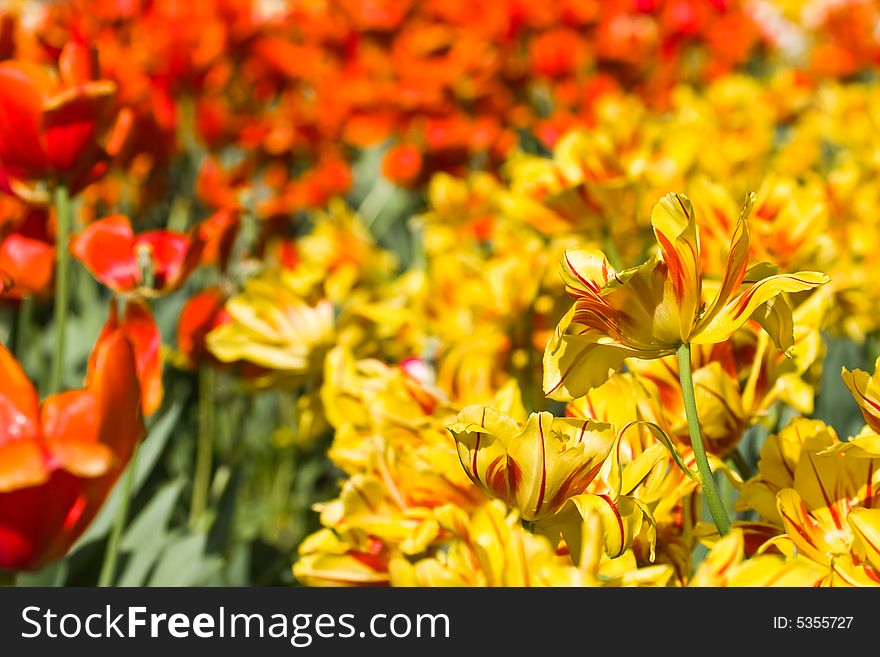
[90,299,162,417]
[70,214,205,297]
[690,529,824,587]
[175,286,229,369]
[448,406,615,522]
[0,206,54,299]
[205,268,336,384]
[0,326,144,571]
[761,424,880,585]
[0,42,118,199]
[544,192,829,401]
[736,418,832,524]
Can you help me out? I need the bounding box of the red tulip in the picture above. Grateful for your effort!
[90,299,163,417]
[0,42,118,199]
[0,206,54,299]
[176,286,229,369]
[70,214,205,297]
[0,325,144,571]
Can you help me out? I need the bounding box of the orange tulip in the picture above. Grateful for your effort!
[0,324,144,571]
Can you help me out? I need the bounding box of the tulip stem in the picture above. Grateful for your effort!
[189,366,215,530]
[675,342,731,536]
[50,184,71,394]
[98,444,139,587]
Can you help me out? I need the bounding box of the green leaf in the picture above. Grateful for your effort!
[15,560,68,587]
[148,533,221,586]
[116,479,186,586]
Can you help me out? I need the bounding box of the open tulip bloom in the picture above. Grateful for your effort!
[544,192,829,534]
[544,192,829,402]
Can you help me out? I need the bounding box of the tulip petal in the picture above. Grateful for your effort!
[0,63,48,180]
[748,294,796,353]
[0,232,54,298]
[700,193,755,321]
[692,361,747,456]
[841,360,880,434]
[0,441,48,492]
[651,193,701,339]
[819,431,880,458]
[0,342,40,444]
[177,286,227,367]
[87,330,145,461]
[692,528,745,585]
[448,405,524,499]
[121,300,163,416]
[560,248,613,297]
[776,488,834,565]
[849,508,880,572]
[70,215,139,292]
[692,272,829,346]
[42,81,115,175]
[562,492,646,558]
[826,554,880,587]
[40,390,99,445]
[58,42,99,87]
[293,553,389,587]
[46,441,115,479]
[543,325,639,401]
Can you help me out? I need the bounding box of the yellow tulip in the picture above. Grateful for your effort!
[296,199,396,301]
[315,474,439,555]
[389,502,673,587]
[319,347,485,510]
[448,406,615,522]
[771,432,880,583]
[691,529,824,587]
[206,267,335,382]
[544,191,829,401]
[293,529,389,587]
[737,418,835,524]
[389,502,569,587]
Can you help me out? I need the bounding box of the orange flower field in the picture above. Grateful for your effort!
[1,0,880,588]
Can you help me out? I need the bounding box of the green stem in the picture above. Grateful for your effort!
[189,367,215,530]
[98,445,139,587]
[0,570,16,586]
[676,342,731,536]
[50,184,71,394]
